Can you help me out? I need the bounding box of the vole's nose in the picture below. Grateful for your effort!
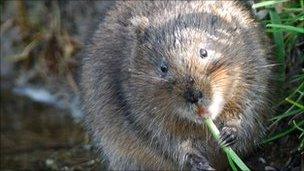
[184,89,203,104]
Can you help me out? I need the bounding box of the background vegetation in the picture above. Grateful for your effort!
[253,0,303,155]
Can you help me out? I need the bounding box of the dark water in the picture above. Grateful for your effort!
[0,90,106,170]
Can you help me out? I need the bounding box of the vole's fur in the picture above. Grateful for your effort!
[80,1,274,170]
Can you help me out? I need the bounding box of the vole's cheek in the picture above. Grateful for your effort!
[163,78,179,95]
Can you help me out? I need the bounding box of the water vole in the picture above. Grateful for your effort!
[80,1,275,170]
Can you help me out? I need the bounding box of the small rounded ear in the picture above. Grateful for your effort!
[130,16,150,43]
[130,16,149,32]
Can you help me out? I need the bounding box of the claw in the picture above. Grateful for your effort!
[219,126,237,147]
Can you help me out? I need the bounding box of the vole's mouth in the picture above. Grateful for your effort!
[191,105,210,124]
[176,102,214,124]
[196,105,210,118]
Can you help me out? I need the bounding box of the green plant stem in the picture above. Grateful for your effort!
[262,120,304,144]
[227,155,238,171]
[204,118,250,171]
[266,24,304,33]
[293,120,304,132]
[285,98,304,110]
[252,0,289,9]
[269,9,286,84]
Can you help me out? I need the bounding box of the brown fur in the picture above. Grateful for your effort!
[79,1,275,170]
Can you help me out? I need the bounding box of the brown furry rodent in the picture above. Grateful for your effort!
[80,1,275,170]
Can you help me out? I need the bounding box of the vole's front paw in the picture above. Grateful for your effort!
[219,126,237,147]
[185,153,215,171]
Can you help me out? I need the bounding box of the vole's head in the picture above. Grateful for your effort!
[126,16,243,123]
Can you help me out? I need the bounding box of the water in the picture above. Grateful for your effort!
[0,90,106,170]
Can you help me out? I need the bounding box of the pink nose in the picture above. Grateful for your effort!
[197,106,209,117]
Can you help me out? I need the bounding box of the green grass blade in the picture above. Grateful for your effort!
[270,108,303,122]
[252,0,289,9]
[269,9,286,83]
[224,148,250,171]
[204,118,250,171]
[227,154,238,171]
[262,120,304,144]
[283,8,304,12]
[293,120,304,132]
[285,98,304,110]
[299,137,304,152]
[267,24,304,33]
[286,82,304,100]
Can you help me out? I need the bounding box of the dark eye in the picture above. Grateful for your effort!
[160,63,168,73]
[200,48,208,58]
